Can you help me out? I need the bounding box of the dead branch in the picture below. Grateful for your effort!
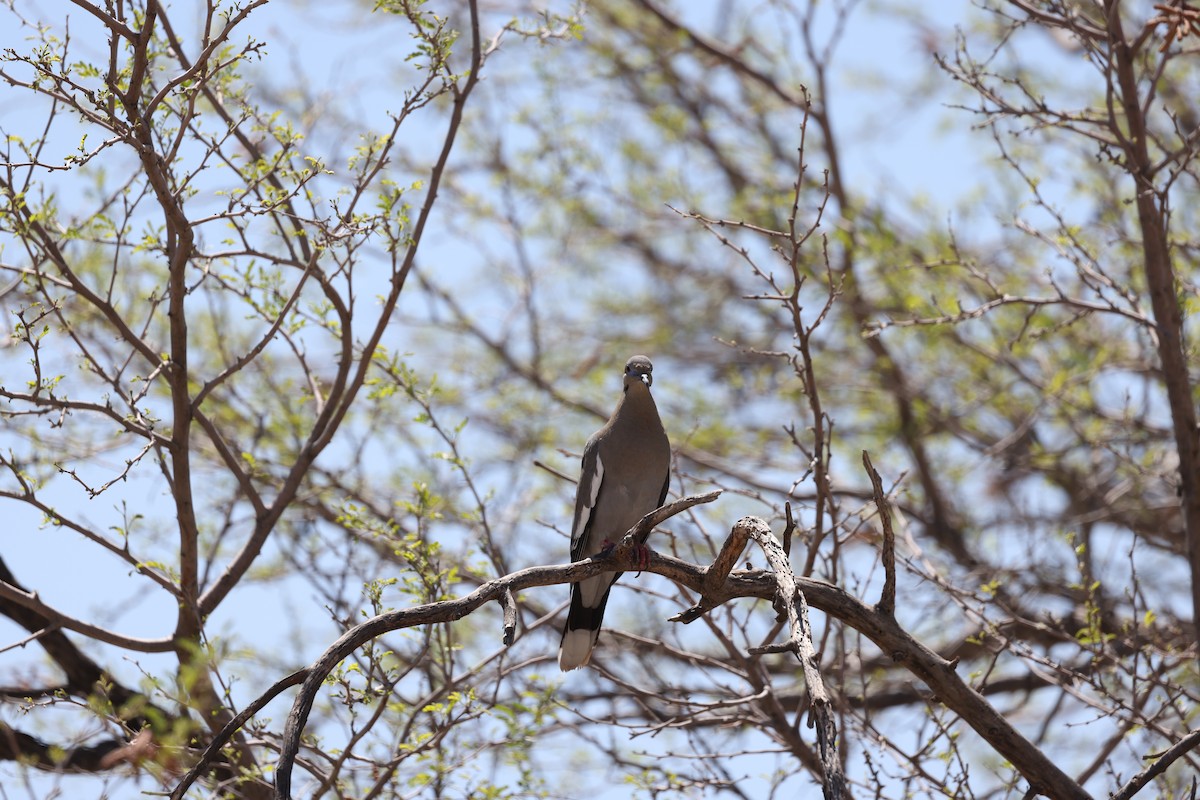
[861,451,896,617]
[741,516,846,800]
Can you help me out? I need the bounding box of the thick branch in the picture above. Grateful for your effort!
[1104,0,1200,650]
[0,723,126,773]
[0,580,175,653]
[0,556,174,672]
[0,557,252,784]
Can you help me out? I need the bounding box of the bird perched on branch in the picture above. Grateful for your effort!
[558,355,671,671]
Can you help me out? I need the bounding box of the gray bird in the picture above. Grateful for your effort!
[558,355,671,671]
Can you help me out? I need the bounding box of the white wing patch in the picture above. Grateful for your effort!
[571,454,604,549]
[589,455,605,506]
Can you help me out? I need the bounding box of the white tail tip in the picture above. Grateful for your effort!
[558,628,597,671]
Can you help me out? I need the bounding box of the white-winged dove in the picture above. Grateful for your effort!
[558,355,671,671]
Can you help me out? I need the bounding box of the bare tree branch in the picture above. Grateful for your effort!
[861,451,896,617]
[1111,728,1200,800]
[742,517,847,800]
